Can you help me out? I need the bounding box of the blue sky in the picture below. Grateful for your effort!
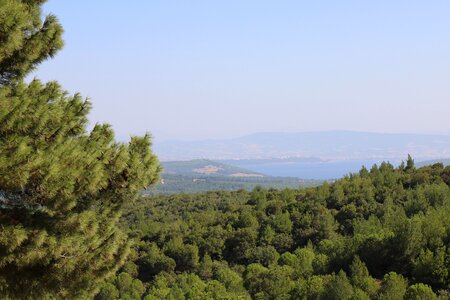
[35,1,450,142]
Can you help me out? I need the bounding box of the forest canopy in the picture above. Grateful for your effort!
[103,159,450,299]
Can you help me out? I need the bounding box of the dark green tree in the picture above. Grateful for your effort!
[412,247,449,290]
[244,263,294,299]
[378,272,407,300]
[95,283,119,300]
[116,272,145,300]
[349,256,378,297]
[404,283,438,300]
[405,154,415,172]
[0,0,63,84]
[323,270,354,300]
[0,1,161,298]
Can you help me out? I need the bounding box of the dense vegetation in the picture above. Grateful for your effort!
[96,158,450,299]
[0,1,160,298]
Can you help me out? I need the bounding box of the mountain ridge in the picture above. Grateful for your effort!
[155,131,450,161]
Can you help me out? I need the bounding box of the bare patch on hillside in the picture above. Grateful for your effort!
[193,165,224,174]
[229,173,264,177]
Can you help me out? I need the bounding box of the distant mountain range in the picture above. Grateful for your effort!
[155,131,450,161]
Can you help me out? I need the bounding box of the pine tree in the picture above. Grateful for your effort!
[0,0,64,84]
[0,1,161,298]
[405,154,415,171]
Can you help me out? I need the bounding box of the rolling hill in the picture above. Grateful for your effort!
[417,158,450,167]
[161,159,264,177]
[144,159,322,194]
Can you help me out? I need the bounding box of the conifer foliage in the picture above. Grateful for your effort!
[0,1,161,298]
[0,0,63,84]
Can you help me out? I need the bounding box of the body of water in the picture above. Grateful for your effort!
[227,159,400,180]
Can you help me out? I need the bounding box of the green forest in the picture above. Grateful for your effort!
[1,1,450,299]
[102,159,450,299]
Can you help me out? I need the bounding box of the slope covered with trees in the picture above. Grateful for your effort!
[0,1,160,298]
[98,158,450,299]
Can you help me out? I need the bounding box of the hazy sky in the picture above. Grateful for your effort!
[35,1,450,142]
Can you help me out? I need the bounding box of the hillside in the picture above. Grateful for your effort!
[146,159,321,194]
[417,158,450,167]
[162,159,265,177]
[111,159,450,299]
